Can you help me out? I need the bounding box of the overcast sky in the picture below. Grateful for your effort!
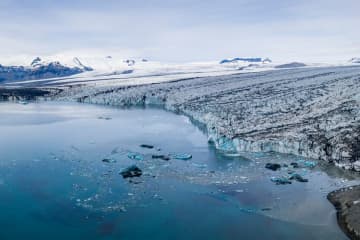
[0,0,359,63]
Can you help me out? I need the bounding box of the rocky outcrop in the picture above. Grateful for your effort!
[328,186,360,239]
[0,59,89,83]
[52,65,360,170]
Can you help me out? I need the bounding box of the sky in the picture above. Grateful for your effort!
[0,0,359,64]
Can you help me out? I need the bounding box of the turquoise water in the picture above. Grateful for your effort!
[0,102,357,239]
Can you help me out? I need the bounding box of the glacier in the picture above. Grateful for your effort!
[37,64,359,171]
[1,57,360,171]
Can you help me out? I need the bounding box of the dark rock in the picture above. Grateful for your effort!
[290,162,299,168]
[0,62,87,83]
[328,185,360,240]
[140,144,154,149]
[102,158,116,163]
[124,59,136,66]
[265,163,281,171]
[349,57,360,64]
[152,155,170,161]
[129,179,143,184]
[120,165,142,179]
[261,208,272,211]
[121,70,134,74]
[31,57,42,67]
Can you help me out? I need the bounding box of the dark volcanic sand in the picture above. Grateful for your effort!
[328,185,360,240]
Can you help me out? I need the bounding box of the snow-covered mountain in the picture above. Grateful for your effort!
[0,57,91,82]
[1,54,359,84]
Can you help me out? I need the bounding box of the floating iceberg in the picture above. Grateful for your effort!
[171,153,192,160]
[127,152,144,161]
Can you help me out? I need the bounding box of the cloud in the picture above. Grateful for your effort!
[0,0,359,63]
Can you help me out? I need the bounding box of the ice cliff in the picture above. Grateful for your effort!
[49,65,360,171]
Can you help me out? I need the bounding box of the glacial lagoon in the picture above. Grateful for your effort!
[0,102,358,239]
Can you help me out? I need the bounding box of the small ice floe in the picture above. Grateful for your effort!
[171,153,192,160]
[98,116,112,120]
[270,176,292,185]
[153,194,164,201]
[191,163,208,169]
[287,169,295,174]
[18,100,29,105]
[102,158,117,163]
[288,173,308,183]
[238,207,256,213]
[120,165,142,179]
[297,160,317,168]
[111,147,119,155]
[70,145,80,151]
[303,161,317,168]
[104,205,127,212]
[140,144,154,149]
[127,152,144,161]
[50,153,59,161]
[224,152,242,157]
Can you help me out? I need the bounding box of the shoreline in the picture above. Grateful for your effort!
[328,186,360,240]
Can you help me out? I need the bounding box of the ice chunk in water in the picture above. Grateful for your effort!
[289,173,308,183]
[297,160,317,168]
[120,165,142,178]
[171,153,192,160]
[127,152,144,161]
[304,161,317,168]
[270,177,292,185]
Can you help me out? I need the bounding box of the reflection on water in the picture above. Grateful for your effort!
[0,102,357,240]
